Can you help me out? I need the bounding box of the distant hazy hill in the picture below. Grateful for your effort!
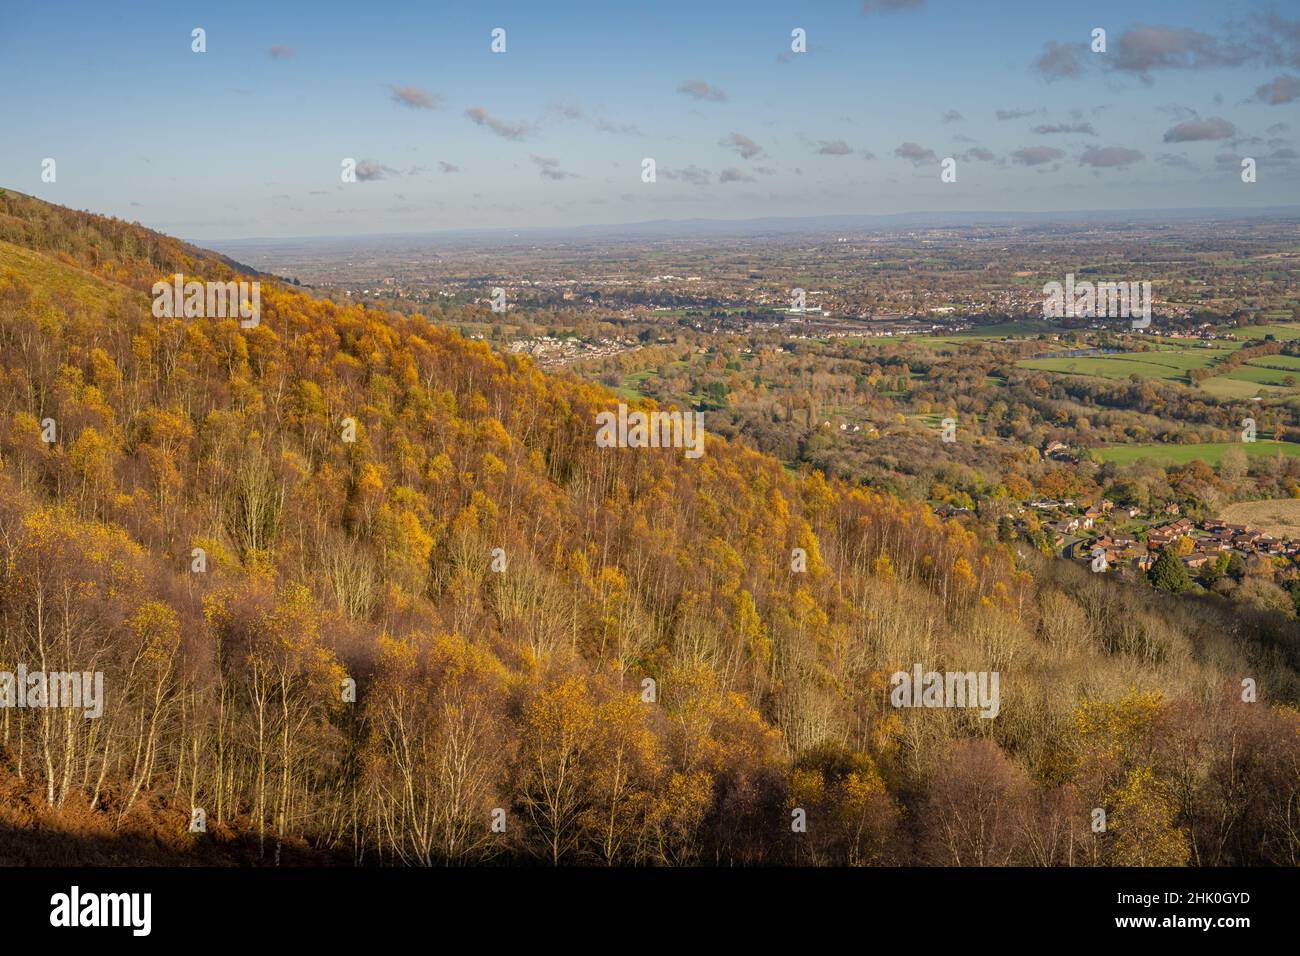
[205,204,1300,253]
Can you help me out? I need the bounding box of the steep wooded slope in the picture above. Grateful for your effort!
[0,189,1296,866]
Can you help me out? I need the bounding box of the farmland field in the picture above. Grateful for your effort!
[1247,354,1300,371]
[1016,329,1300,398]
[1230,324,1300,341]
[1198,376,1287,399]
[1018,353,1210,382]
[1094,440,1300,466]
[1219,498,1300,538]
[1226,365,1300,387]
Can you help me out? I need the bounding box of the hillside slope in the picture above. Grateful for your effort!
[0,190,1296,866]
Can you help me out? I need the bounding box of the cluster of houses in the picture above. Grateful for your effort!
[932,442,1300,576]
[1066,512,1300,574]
[507,335,640,369]
[974,493,1300,574]
[1182,518,1298,560]
[928,484,1300,584]
[1040,498,1176,539]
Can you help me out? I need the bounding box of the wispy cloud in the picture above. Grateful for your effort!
[862,0,924,13]
[592,116,639,135]
[1079,146,1144,168]
[354,160,397,181]
[388,85,442,110]
[1033,17,1300,83]
[719,167,755,183]
[547,101,639,135]
[996,107,1044,120]
[1032,122,1096,135]
[677,80,728,102]
[1253,74,1300,105]
[720,132,763,159]
[814,139,854,156]
[531,155,578,180]
[1112,25,1249,76]
[1012,146,1064,166]
[465,106,533,140]
[662,165,711,185]
[1032,41,1086,81]
[1163,117,1236,142]
[894,141,936,165]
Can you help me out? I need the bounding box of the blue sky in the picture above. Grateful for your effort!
[2,0,1296,239]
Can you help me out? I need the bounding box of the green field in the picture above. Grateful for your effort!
[917,320,1070,344]
[1247,354,1300,371]
[1094,440,1300,466]
[1198,377,1287,399]
[1018,353,1209,382]
[1230,324,1300,341]
[1015,326,1300,397]
[1225,365,1299,387]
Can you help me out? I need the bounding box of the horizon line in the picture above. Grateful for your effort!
[192,204,1300,247]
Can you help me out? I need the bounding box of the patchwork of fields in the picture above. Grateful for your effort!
[1016,324,1300,399]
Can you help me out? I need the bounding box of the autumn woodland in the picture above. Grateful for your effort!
[0,191,1296,867]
